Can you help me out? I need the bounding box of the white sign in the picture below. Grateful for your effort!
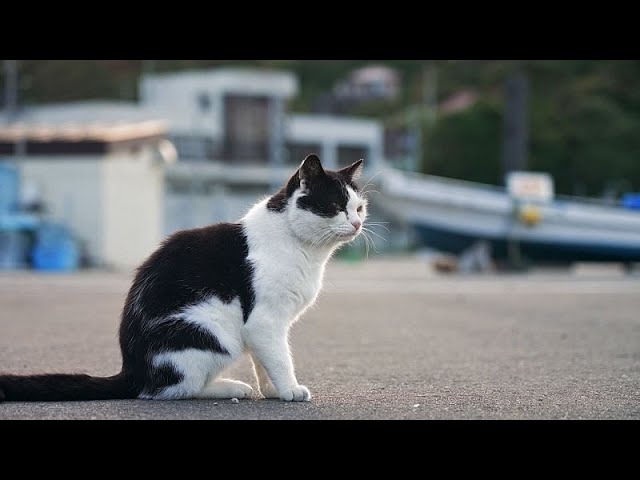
[506,172,554,203]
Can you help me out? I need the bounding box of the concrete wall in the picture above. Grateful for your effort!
[102,151,165,271]
[18,151,165,271]
[18,158,104,265]
[164,186,264,236]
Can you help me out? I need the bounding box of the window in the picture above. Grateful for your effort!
[337,145,368,168]
[285,142,322,166]
[170,135,215,160]
[223,95,270,163]
[197,92,211,112]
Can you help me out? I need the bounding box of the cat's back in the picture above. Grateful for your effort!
[124,222,254,320]
[167,222,246,260]
[143,222,249,279]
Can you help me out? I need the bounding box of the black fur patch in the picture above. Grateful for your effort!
[143,364,183,398]
[267,156,361,216]
[122,222,255,324]
[119,222,255,393]
[0,372,135,402]
[297,171,356,218]
[267,170,301,212]
[143,318,230,353]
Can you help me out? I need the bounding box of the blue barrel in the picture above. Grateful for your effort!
[31,223,80,271]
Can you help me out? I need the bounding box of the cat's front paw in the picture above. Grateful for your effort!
[279,385,311,402]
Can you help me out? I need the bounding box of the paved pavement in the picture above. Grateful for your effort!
[1,259,639,419]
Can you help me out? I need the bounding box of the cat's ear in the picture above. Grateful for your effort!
[298,154,326,188]
[337,159,364,182]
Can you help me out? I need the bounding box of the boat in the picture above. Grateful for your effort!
[376,167,640,263]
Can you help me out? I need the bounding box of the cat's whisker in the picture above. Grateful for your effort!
[359,170,383,195]
[361,188,381,197]
[310,229,333,250]
[364,222,391,233]
[361,230,379,254]
[323,230,340,250]
[322,231,339,249]
[361,230,371,259]
[311,229,328,246]
[362,227,388,242]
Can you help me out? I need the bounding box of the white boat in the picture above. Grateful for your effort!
[377,167,640,262]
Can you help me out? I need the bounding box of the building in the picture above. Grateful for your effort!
[137,68,384,168]
[333,65,401,102]
[138,68,384,233]
[0,67,387,268]
[0,121,172,269]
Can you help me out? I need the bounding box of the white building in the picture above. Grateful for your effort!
[136,68,384,169]
[0,121,171,270]
[137,68,385,232]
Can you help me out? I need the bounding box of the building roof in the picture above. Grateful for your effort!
[0,119,168,143]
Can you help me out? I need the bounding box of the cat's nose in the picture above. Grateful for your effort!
[351,219,362,230]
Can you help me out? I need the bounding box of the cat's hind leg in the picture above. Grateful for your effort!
[140,349,228,400]
[195,378,253,399]
[139,297,247,400]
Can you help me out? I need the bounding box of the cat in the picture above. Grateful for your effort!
[0,154,367,403]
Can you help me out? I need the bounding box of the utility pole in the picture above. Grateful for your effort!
[502,67,529,176]
[502,66,529,270]
[416,63,437,173]
[3,60,26,160]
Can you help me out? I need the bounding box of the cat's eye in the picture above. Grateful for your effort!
[357,206,363,213]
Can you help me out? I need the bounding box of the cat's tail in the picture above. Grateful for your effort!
[0,371,137,402]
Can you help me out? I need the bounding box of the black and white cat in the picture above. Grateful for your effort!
[0,154,367,402]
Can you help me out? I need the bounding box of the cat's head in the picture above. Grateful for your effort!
[267,154,368,247]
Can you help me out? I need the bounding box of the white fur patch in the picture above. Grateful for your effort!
[142,348,218,400]
[175,296,245,358]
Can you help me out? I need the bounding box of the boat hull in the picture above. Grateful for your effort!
[378,168,640,263]
[413,222,640,262]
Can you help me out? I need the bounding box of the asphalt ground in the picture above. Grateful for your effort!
[1,259,639,419]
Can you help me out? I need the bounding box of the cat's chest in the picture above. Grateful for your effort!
[251,252,325,309]
[282,261,323,298]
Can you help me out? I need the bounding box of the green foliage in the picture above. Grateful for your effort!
[422,60,640,196]
[17,60,122,103]
[527,60,640,195]
[423,101,503,186]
